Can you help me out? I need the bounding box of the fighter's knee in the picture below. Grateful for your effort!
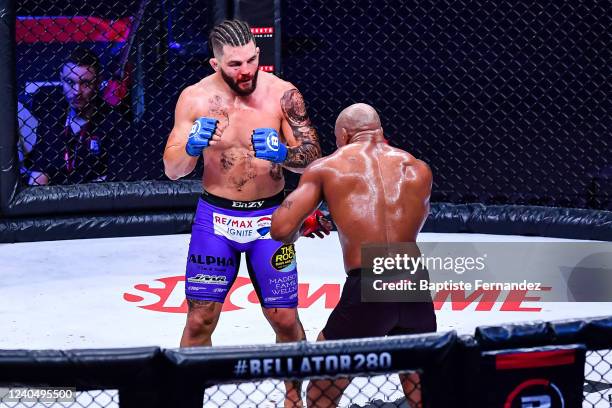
[271,315,298,334]
[185,300,219,335]
[265,309,302,338]
[185,313,214,333]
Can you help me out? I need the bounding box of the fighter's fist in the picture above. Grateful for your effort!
[300,209,333,239]
[185,117,219,157]
[251,128,288,164]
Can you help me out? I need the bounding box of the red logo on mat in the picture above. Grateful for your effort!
[123,276,340,313]
[123,277,545,313]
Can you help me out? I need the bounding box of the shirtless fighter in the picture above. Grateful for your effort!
[163,20,321,405]
[271,103,437,408]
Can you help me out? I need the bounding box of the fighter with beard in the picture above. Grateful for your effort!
[163,19,321,407]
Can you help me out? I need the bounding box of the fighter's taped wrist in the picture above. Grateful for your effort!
[300,209,325,236]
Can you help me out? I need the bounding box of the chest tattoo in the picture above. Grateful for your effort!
[208,95,230,125]
[219,151,258,191]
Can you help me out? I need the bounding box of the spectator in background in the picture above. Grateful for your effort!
[28,46,128,185]
[16,101,46,183]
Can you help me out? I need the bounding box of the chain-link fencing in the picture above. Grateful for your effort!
[201,350,612,407]
[204,372,421,407]
[584,349,612,408]
[282,0,611,209]
[16,0,213,186]
[0,330,610,407]
[14,1,610,208]
[3,353,609,407]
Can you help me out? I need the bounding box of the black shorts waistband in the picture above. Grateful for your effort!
[347,268,361,277]
[200,190,285,210]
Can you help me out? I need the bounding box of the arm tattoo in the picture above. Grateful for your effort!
[281,89,321,168]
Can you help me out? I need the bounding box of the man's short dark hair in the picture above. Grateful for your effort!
[208,20,255,57]
[63,47,101,75]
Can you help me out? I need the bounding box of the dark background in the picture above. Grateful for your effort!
[16,0,611,209]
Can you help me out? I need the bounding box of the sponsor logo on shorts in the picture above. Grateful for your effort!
[256,216,272,237]
[269,274,297,296]
[187,274,228,285]
[213,212,272,243]
[232,201,265,208]
[271,244,296,272]
[189,254,235,267]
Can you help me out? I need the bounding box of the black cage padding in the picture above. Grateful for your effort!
[0,316,611,407]
[165,331,456,384]
[425,203,612,241]
[1,202,610,242]
[476,315,612,351]
[0,347,164,390]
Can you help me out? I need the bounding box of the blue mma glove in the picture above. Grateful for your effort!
[251,128,288,164]
[185,117,218,157]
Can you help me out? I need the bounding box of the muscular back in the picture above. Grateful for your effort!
[318,142,432,271]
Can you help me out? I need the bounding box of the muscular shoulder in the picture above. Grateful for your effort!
[403,156,432,192]
[265,73,294,94]
[303,153,349,185]
[182,77,216,100]
[298,156,328,182]
[178,83,205,108]
[413,158,432,180]
[176,78,219,116]
[306,156,329,172]
[264,75,304,104]
[379,145,432,188]
[386,146,429,175]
